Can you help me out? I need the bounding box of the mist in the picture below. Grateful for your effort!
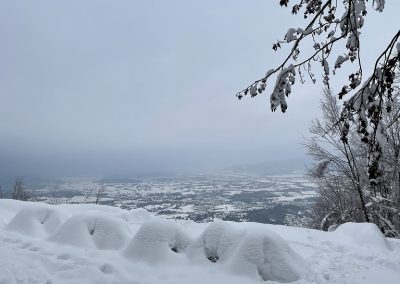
[1,0,399,179]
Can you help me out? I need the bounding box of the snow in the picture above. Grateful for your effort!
[215,204,236,211]
[6,206,67,238]
[49,212,132,250]
[124,218,191,262]
[189,221,309,282]
[229,229,309,282]
[1,200,400,284]
[124,208,152,224]
[333,222,391,253]
[180,204,195,213]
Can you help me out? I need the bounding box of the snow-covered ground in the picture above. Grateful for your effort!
[31,172,317,224]
[1,200,399,284]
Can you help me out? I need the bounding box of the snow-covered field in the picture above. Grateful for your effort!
[30,172,317,224]
[1,200,400,284]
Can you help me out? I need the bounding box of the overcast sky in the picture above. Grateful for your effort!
[1,0,399,177]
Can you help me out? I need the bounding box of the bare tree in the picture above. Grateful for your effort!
[82,186,91,204]
[95,184,107,205]
[12,176,31,201]
[0,185,3,199]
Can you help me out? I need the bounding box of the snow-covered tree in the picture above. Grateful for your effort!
[306,87,400,237]
[237,0,400,186]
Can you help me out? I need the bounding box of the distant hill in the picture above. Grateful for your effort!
[225,158,311,175]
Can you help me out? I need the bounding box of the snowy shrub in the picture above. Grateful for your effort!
[6,206,67,238]
[192,220,243,263]
[49,212,132,250]
[187,221,310,282]
[230,228,309,282]
[124,218,192,263]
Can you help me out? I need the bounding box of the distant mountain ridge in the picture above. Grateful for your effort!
[225,158,311,175]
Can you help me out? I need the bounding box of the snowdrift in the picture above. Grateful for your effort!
[1,199,400,284]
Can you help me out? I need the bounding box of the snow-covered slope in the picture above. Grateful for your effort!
[0,200,399,284]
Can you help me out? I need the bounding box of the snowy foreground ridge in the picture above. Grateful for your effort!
[0,200,400,284]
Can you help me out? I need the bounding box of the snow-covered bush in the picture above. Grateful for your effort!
[49,212,132,250]
[6,206,67,238]
[124,218,192,262]
[230,228,308,282]
[194,220,242,262]
[187,221,310,282]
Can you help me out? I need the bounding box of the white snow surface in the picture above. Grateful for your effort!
[1,200,400,284]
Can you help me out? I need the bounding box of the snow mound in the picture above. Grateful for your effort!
[0,199,37,225]
[125,208,152,223]
[188,221,309,282]
[6,206,67,238]
[49,212,131,250]
[189,220,242,262]
[334,222,391,252]
[230,228,309,282]
[124,218,192,262]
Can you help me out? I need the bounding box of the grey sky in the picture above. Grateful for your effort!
[1,0,399,176]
